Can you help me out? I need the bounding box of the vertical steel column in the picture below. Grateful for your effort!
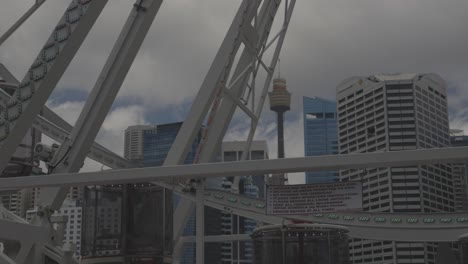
[195,180,205,264]
[169,1,262,260]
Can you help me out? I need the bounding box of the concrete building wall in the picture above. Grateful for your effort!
[124,125,155,161]
[450,134,468,212]
[337,73,454,264]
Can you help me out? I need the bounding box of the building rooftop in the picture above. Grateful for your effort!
[337,73,446,93]
[303,96,336,104]
[373,73,418,82]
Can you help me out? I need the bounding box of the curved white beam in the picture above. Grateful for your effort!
[1,147,468,242]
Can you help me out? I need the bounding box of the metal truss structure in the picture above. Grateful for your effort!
[0,0,467,264]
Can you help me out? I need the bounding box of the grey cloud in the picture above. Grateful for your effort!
[1,0,467,175]
[1,0,467,110]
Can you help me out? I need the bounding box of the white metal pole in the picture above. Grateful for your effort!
[196,179,205,264]
[38,0,164,210]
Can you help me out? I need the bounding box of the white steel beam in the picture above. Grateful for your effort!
[0,64,19,85]
[2,146,468,190]
[0,74,139,170]
[0,205,28,224]
[163,0,261,168]
[0,219,49,243]
[32,114,139,169]
[239,0,296,161]
[0,0,47,47]
[195,180,205,264]
[0,0,109,173]
[0,252,15,264]
[165,1,263,261]
[2,148,468,242]
[38,0,164,210]
[196,0,281,165]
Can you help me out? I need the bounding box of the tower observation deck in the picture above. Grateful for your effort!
[268,78,291,184]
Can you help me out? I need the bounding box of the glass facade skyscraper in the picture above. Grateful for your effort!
[82,123,200,263]
[142,122,223,264]
[143,122,200,264]
[450,133,468,212]
[143,122,199,167]
[303,96,338,184]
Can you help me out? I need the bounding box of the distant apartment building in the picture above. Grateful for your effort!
[124,125,156,161]
[450,131,468,212]
[220,141,267,264]
[303,96,338,184]
[28,200,84,259]
[221,141,269,197]
[142,122,200,264]
[82,186,123,260]
[337,73,454,264]
[0,123,41,218]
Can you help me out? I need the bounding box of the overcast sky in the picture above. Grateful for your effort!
[1,0,467,184]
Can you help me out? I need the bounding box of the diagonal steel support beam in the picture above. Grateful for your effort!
[171,2,288,261]
[32,114,139,169]
[195,0,282,165]
[164,1,264,262]
[0,252,15,264]
[0,219,49,243]
[163,0,262,167]
[0,67,139,170]
[0,0,109,173]
[38,0,164,211]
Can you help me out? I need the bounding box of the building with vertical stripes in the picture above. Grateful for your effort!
[337,73,454,263]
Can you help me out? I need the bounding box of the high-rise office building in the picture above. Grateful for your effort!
[450,131,468,212]
[82,125,167,264]
[124,125,156,162]
[303,96,338,184]
[221,141,269,197]
[143,122,224,264]
[220,141,267,264]
[143,122,199,264]
[337,73,454,264]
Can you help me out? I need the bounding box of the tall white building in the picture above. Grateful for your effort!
[220,141,267,264]
[124,125,155,161]
[27,200,84,259]
[0,189,31,218]
[336,73,454,264]
[450,132,468,212]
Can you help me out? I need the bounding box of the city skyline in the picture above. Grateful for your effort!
[0,1,467,186]
[0,1,468,263]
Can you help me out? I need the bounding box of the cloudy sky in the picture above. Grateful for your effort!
[1,0,467,184]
